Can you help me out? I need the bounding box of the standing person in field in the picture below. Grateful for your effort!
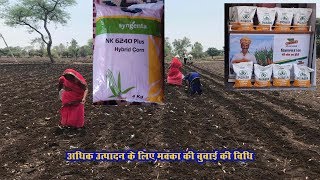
[231,36,257,64]
[183,51,188,65]
[58,69,88,128]
[167,55,184,86]
[188,54,193,64]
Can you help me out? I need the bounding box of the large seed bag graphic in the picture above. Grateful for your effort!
[93,2,164,104]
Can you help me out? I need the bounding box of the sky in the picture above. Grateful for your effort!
[0,0,319,50]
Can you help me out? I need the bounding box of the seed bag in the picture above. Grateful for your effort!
[254,64,272,87]
[93,2,164,104]
[235,6,257,31]
[293,8,312,32]
[293,64,314,87]
[256,7,276,31]
[272,64,292,87]
[233,62,253,88]
[229,6,239,30]
[274,8,294,31]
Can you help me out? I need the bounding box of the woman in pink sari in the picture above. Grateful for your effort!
[58,69,88,128]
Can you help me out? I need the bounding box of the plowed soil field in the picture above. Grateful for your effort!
[0,60,319,179]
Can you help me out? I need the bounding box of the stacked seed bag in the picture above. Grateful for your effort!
[232,62,314,88]
[229,6,312,31]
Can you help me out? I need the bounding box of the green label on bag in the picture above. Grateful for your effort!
[96,17,161,37]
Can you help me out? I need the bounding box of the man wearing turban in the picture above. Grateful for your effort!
[231,36,257,64]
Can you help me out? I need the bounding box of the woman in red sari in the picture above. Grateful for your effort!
[58,69,88,128]
[167,55,184,86]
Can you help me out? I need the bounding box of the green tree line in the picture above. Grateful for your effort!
[0,38,93,59]
[165,37,223,60]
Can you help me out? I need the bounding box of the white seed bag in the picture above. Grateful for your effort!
[233,62,253,88]
[275,8,294,31]
[293,64,314,87]
[229,6,239,30]
[254,64,272,87]
[293,8,312,31]
[256,7,276,31]
[235,6,257,31]
[93,2,164,104]
[229,7,236,23]
[272,64,292,87]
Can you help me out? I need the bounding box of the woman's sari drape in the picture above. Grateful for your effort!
[167,57,183,86]
[59,69,87,128]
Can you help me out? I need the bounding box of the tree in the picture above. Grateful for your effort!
[62,50,70,58]
[31,37,46,57]
[0,47,9,57]
[0,0,8,14]
[58,43,66,55]
[86,39,93,56]
[52,43,66,57]
[28,49,37,57]
[164,37,172,57]
[10,46,23,58]
[190,42,204,59]
[78,45,91,57]
[51,45,60,58]
[172,37,191,57]
[68,39,79,60]
[0,48,8,57]
[206,47,221,59]
[87,39,93,48]
[20,48,28,57]
[2,0,77,63]
[0,0,7,5]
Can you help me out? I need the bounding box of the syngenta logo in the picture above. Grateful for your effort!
[278,70,288,79]
[119,21,147,30]
[262,15,272,24]
[298,71,308,80]
[298,16,307,24]
[279,14,290,24]
[241,13,251,22]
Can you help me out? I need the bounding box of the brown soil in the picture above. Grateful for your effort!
[0,61,319,179]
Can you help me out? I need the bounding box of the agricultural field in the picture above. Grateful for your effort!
[0,60,319,179]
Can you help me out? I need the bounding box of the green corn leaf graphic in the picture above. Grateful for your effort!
[110,86,118,96]
[118,72,121,92]
[107,69,120,94]
[122,87,135,94]
[106,69,135,98]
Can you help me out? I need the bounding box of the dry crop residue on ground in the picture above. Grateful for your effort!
[0,61,319,179]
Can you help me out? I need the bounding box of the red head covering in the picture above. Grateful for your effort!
[62,69,87,86]
[170,57,182,69]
